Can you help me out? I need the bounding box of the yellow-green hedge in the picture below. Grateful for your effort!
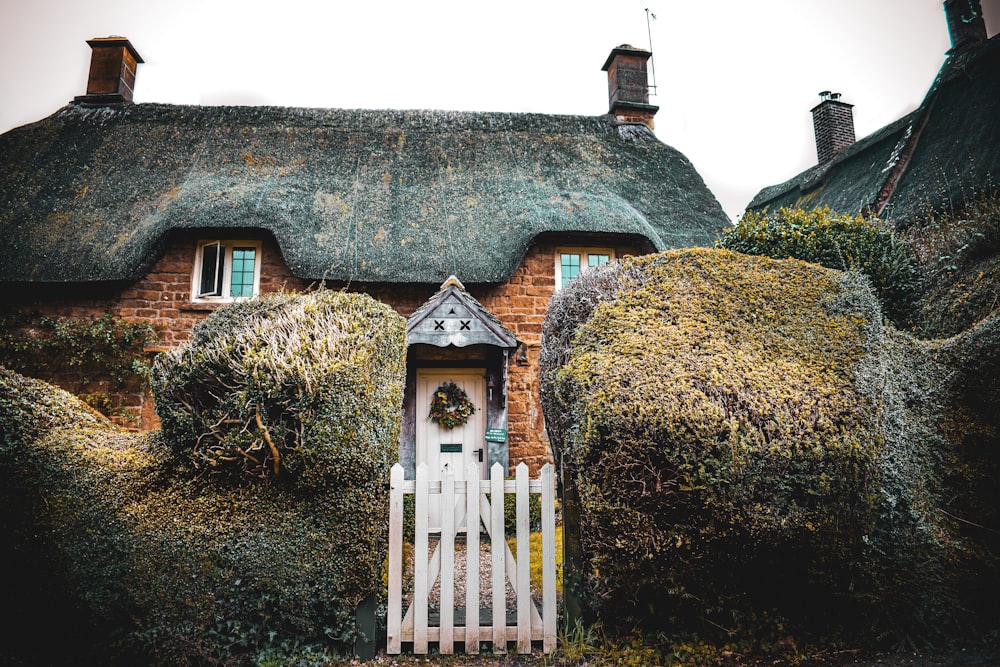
[541,248,995,645]
[719,206,918,325]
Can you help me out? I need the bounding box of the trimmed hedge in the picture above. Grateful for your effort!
[0,289,406,665]
[719,207,919,325]
[151,290,405,489]
[540,248,997,646]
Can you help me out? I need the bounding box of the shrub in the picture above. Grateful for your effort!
[151,289,405,489]
[903,187,1000,336]
[0,310,156,387]
[719,207,919,325]
[0,309,156,423]
[540,248,988,646]
[0,370,166,665]
[1,289,407,665]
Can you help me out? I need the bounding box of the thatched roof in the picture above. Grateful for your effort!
[0,103,727,285]
[747,35,1000,224]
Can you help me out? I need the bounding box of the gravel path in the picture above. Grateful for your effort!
[404,537,539,612]
[417,537,523,611]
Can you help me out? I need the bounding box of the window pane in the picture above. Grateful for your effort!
[198,243,224,297]
[588,254,610,268]
[230,247,256,297]
[561,253,581,288]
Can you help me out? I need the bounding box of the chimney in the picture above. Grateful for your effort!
[74,36,143,105]
[943,0,987,53]
[811,91,856,164]
[601,45,658,129]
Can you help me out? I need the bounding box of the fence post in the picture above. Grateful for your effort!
[440,471,456,654]
[541,463,557,653]
[516,462,531,653]
[490,462,506,653]
[465,463,481,654]
[387,463,404,654]
[414,463,429,654]
[559,460,586,632]
[354,592,377,661]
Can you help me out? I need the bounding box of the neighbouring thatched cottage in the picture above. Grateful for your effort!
[746,0,999,224]
[0,38,727,479]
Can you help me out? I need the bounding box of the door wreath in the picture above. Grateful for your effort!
[429,381,476,429]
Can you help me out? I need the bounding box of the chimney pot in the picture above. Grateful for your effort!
[943,0,987,53]
[75,36,144,105]
[602,45,658,129]
[811,92,856,164]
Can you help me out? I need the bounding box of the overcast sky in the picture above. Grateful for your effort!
[1,0,997,221]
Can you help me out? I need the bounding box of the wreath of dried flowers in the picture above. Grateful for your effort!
[429,381,475,429]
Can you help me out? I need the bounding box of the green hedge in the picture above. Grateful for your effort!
[151,290,405,490]
[719,207,919,325]
[540,248,995,646]
[0,289,407,665]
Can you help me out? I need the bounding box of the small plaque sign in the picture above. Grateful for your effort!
[485,428,507,442]
[440,443,462,453]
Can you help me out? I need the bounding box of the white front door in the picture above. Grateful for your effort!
[415,369,487,530]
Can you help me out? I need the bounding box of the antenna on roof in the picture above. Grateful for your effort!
[641,1,658,96]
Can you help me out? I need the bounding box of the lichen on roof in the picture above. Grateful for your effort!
[0,103,727,285]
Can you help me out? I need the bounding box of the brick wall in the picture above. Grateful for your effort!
[1,236,310,428]
[2,233,644,472]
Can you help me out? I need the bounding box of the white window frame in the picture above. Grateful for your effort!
[554,247,615,289]
[191,240,262,303]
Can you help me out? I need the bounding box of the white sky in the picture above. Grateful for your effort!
[1,0,998,221]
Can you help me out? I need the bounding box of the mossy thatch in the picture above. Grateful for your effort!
[0,104,726,286]
[903,187,1000,338]
[0,290,407,665]
[541,247,999,645]
[747,36,1000,227]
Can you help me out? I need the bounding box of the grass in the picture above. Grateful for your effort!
[508,521,564,599]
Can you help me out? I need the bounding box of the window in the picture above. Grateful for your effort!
[555,247,614,289]
[192,240,262,302]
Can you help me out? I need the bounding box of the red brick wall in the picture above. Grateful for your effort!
[1,236,310,428]
[3,234,644,472]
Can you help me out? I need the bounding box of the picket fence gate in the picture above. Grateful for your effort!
[387,461,557,655]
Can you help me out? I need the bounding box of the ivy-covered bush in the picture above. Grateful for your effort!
[718,207,919,325]
[0,309,156,423]
[0,310,156,386]
[0,289,407,665]
[0,370,167,665]
[540,248,995,646]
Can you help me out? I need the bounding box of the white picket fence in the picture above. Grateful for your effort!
[387,461,557,655]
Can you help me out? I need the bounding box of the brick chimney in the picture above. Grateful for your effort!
[943,0,987,53]
[74,36,143,105]
[601,45,658,129]
[811,91,856,164]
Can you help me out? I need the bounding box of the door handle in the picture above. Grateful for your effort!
[476,448,484,463]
